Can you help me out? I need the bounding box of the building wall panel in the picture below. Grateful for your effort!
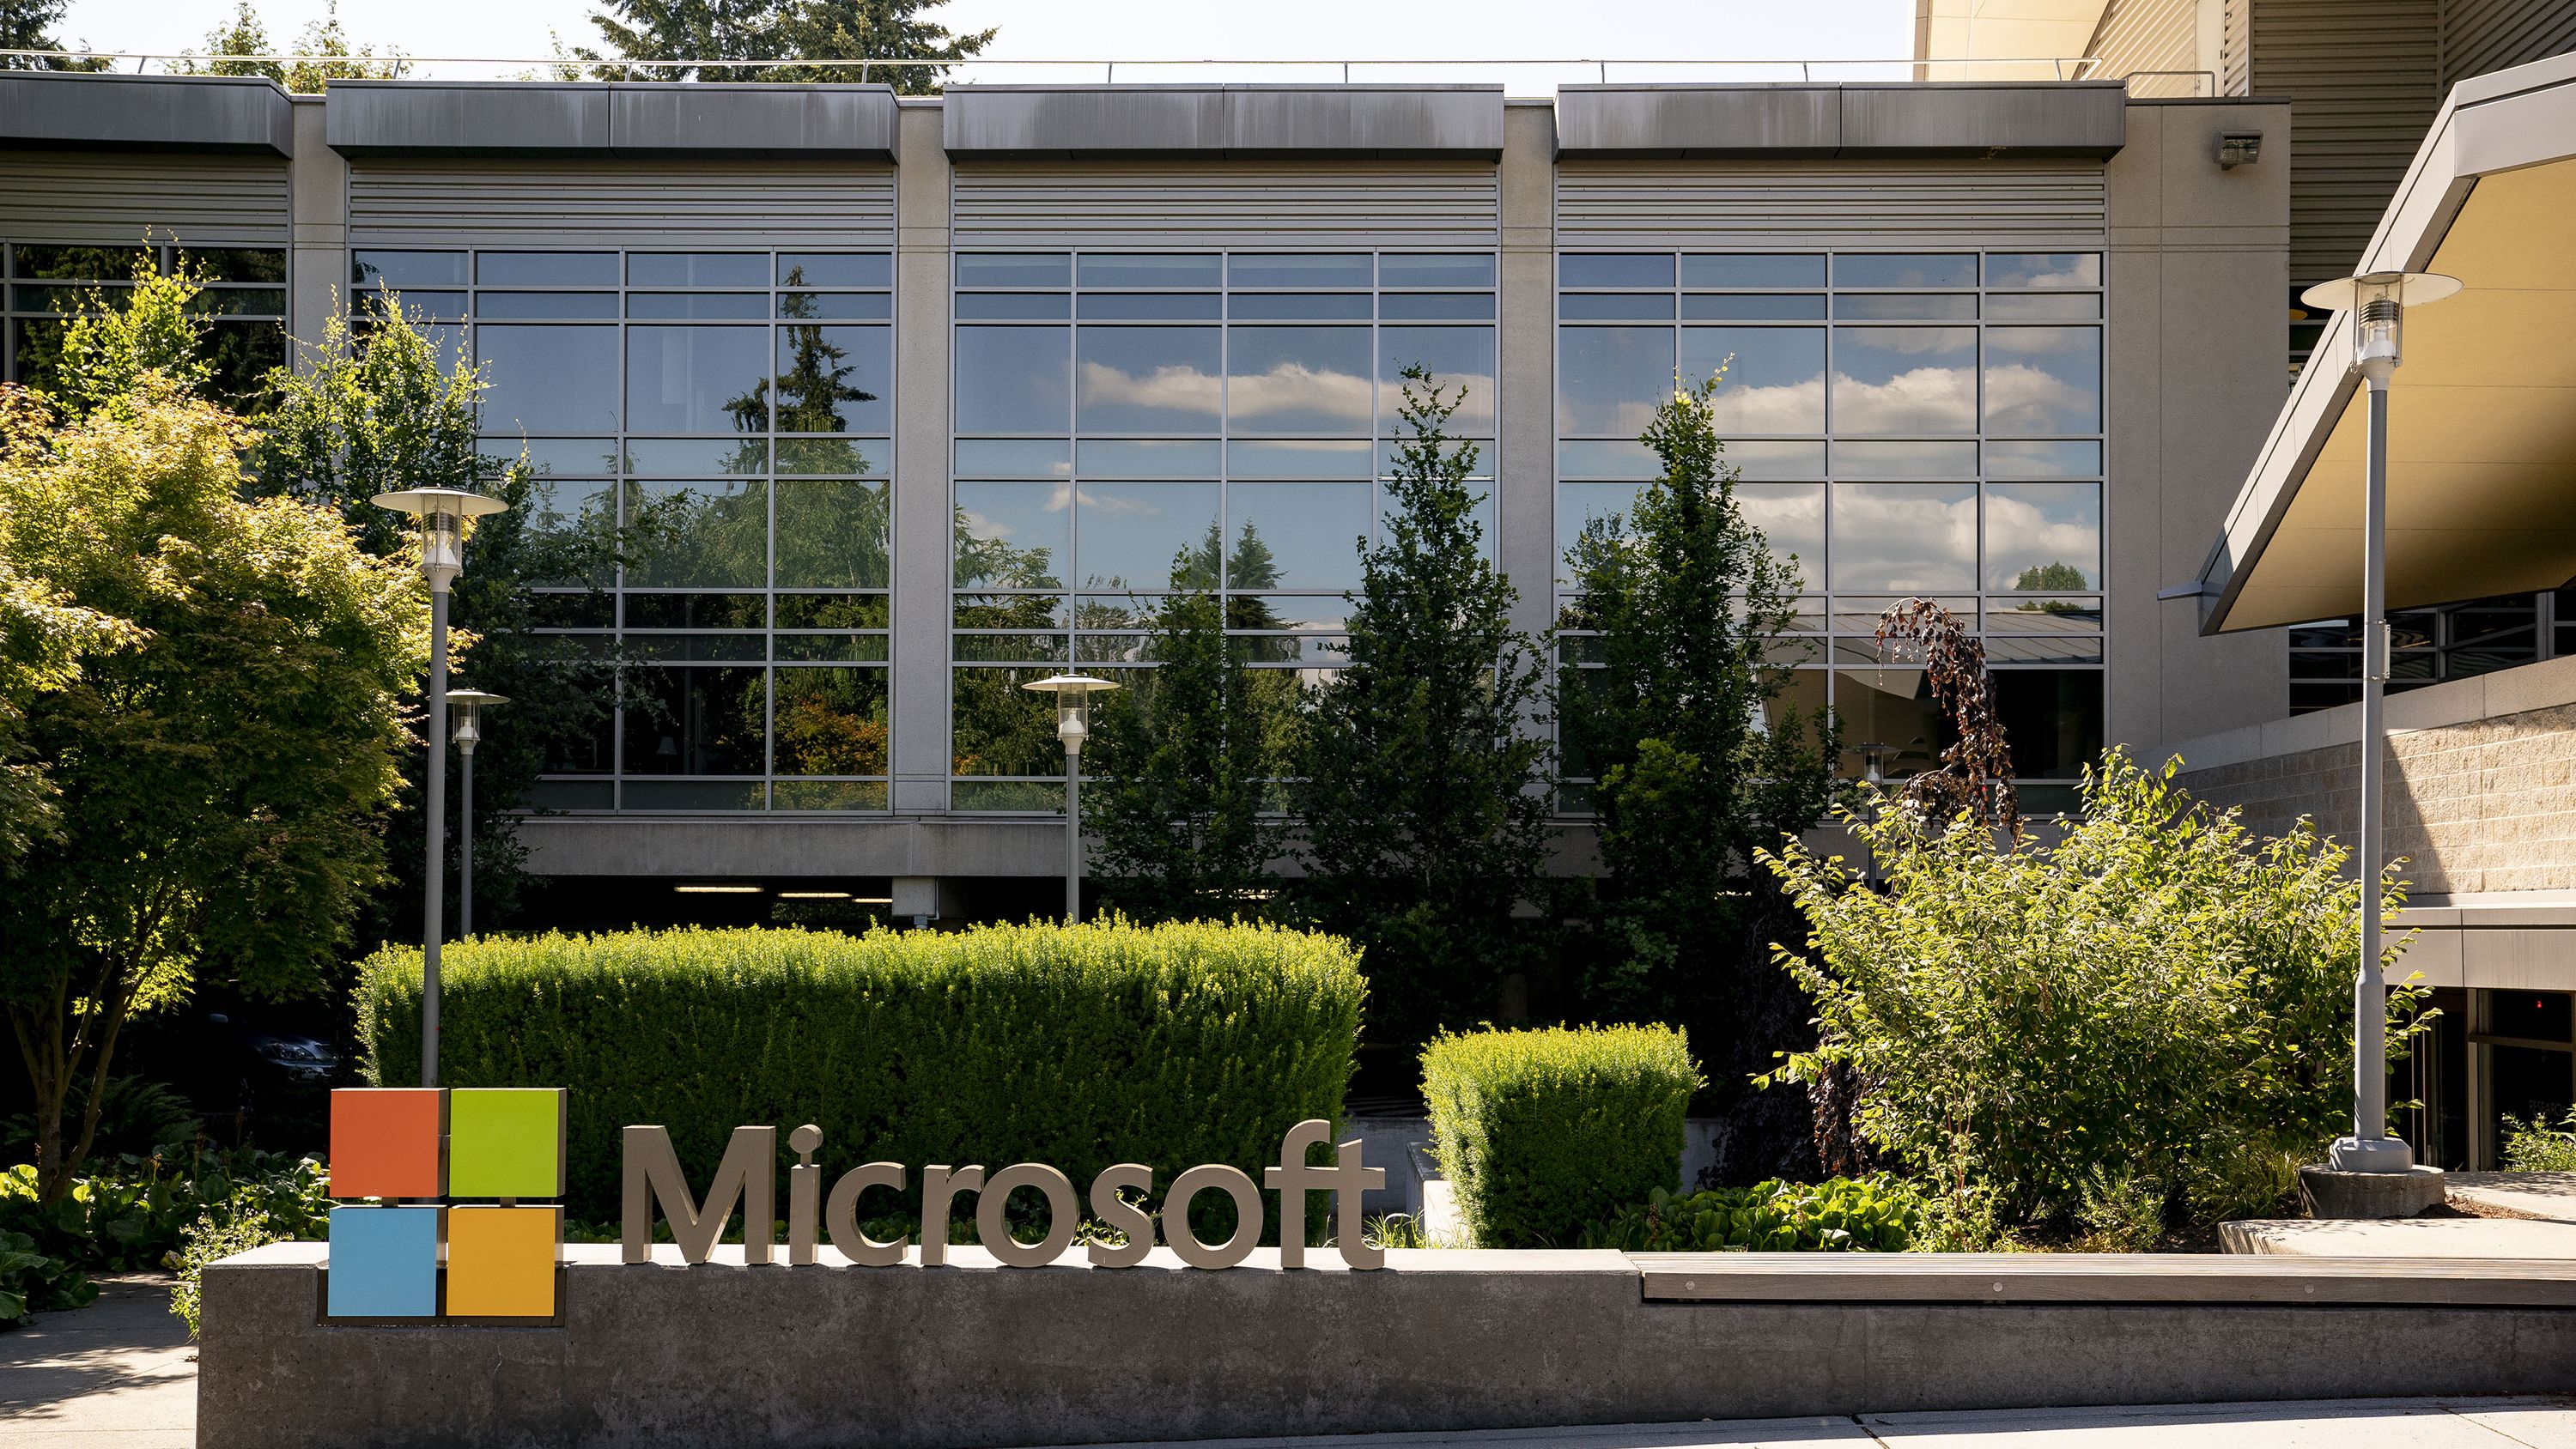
[948,162,1500,249]
[1555,160,2108,251]
[2090,0,2208,97]
[346,159,896,247]
[0,151,290,246]
[2249,0,2444,284]
[2441,0,2576,91]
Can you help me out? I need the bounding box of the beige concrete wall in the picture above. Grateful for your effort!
[2105,97,2296,762]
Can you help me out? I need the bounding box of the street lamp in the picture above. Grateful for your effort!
[1021,673,1121,924]
[448,689,507,941]
[2299,270,2461,1174]
[372,487,506,1089]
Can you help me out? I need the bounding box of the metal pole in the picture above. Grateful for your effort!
[459,744,475,940]
[2354,379,2392,1150]
[1066,745,1082,925]
[423,587,448,1088]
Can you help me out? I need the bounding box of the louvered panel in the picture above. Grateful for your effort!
[1556,161,2107,252]
[2090,0,2207,96]
[950,163,1500,249]
[348,160,896,247]
[2250,0,2443,283]
[2224,0,2254,93]
[2441,0,2576,89]
[0,152,289,245]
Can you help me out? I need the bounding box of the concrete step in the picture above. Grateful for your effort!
[2222,1216,2576,1258]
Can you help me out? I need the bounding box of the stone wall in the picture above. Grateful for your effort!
[2172,658,2576,896]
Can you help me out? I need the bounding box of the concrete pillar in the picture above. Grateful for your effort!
[890,101,954,815]
[890,875,961,925]
[1496,100,1558,646]
[285,96,347,364]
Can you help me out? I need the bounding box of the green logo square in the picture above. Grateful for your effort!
[447,1088,566,1199]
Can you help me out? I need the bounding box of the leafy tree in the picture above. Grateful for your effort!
[0,378,425,1203]
[43,263,210,423]
[175,2,409,92]
[1556,373,1838,1179]
[247,292,629,938]
[580,0,993,90]
[1760,751,2432,1246]
[1088,551,1289,923]
[1293,368,1551,1047]
[2012,561,2088,592]
[0,0,106,70]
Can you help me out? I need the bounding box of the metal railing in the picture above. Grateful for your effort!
[0,50,2109,87]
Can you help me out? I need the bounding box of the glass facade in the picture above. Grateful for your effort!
[949,251,1497,811]
[349,249,896,812]
[1556,251,2106,803]
[3,239,286,406]
[2289,585,2576,714]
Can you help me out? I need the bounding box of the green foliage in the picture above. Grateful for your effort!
[1421,1025,1701,1247]
[1295,370,1552,1046]
[0,0,108,70]
[0,1229,94,1328]
[173,2,408,92]
[579,0,994,91]
[0,377,426,1203]
[1090,567,1291,922]
[44,264,212,422]
[1579,1175,1921,1252]
[1759,749,2431,1243]
[1,1076,202,1165]
[0,1151,327,1276]
[2503,1110,2576,1173]
[163,1158,333,1338]
[354,921,1364,1228]
[2012,561,2090,592]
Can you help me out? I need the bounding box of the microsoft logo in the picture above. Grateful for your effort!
[325,1088,568,1321]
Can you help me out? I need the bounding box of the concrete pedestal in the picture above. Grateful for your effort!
[2300,1164,2448,1219]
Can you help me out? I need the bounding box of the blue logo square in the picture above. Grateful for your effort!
[325,1205,441,1319]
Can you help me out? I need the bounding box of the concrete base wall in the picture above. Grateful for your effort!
[200,1244,2576,1449]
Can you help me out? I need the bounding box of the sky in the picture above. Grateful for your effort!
[51,0,1919,88]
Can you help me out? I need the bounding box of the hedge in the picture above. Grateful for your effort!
[1422,1025,1700,1247]
[355,921,1364,1228]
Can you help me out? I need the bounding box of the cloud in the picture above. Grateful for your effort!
[1981,361,2096,434]
[1982,488,2100,588]
[1077,361,1224,426]
[1830,365,1977,434]
[1710,373,1826,434]
[1830,485,1977,591]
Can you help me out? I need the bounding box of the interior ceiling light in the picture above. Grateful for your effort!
[673,884,762,894]
[775,891,851,900]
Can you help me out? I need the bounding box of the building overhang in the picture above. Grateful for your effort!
[324,81,899,159]
[939,84,1505,160]
[1556,81,2126,159]
[0,72,294,156]
[2199,53,2576,633]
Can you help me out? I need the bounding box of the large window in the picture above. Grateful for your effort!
[1557,251,2105,809]
[351,248,895,812]
[3,240,286,406]
[951,250,1498,811]
[2289,586,2576,714]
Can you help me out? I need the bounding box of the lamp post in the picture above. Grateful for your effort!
[447,689,507,941]
[1022,673,1121,924]
[2299,270,2461,1173]
[371,488,506,1089]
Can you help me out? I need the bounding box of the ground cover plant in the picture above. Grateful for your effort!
[1579,1175,1920,1252]
[2502,1110,2576,1173]
[1422,1024,1700,1247]
[356,920,1364,1234]
[1760,749,2428,1247]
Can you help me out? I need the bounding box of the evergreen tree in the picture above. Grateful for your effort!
[0,0,106,70]
[1088,548,1288,924]
[1293,367,1551,1048]
[1558,373,1840,1178]
[580,0,993,90]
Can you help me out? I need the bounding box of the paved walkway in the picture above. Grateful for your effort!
[0,1275,191,1449]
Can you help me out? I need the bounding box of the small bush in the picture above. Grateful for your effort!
[1580,1175,1919,1252]
[0,1230,95,1329]
[2503,1111,2576,1173]
[355,921,1364,1229]
[1422,1025,1700,1247]
[0,1151,327,1274]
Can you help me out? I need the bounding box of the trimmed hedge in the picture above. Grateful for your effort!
[355,921,1364,1226]
[1422,1025,1700,1247]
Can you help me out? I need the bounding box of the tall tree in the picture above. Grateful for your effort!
[1293,368,1551,1048]
[580,0,993,90]
[1558,373,1839,1179]
[1088,541,1290,924]
[248,292,630,939]
[175,2,409,92]
[0,0,106,69]
[0,372,425,1203]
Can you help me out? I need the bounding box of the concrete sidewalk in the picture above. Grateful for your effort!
[0,1275,192,1449]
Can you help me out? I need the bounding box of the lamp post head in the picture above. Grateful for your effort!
[447,689,508,756]
[2299,271,2462,385]
[1022,673,1121,755]
[372,488,507,593]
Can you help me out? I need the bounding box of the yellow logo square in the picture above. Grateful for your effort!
[444,1205,562,1319]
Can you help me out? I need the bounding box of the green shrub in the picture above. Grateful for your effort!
[355,921,1365,1228]
[2503,1110,2576,1172]
[0,1151,327,1274]
[1422,1025,1700,1247]
[0,1229,95,1328]
[1579,1175,1919,1252]
[1760,750,2431,1246]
